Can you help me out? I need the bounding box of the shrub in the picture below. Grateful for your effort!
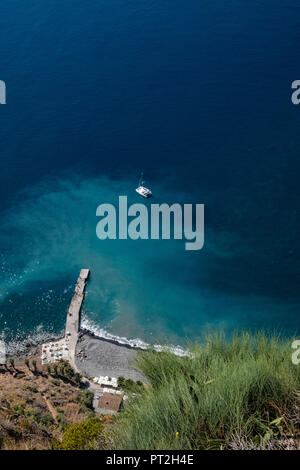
[23,385,38,393]
[55,418,104,450]
[74,372,83,386]
[12,402,25,416]
[120,378,144,394]
[78,389,94,411]
[56,412,68,430]
[24,408,39,423]
[117,376,125,387]
[39,414,54,427]
[20,419,30,430]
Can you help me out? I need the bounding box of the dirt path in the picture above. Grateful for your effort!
[43,396,57,421]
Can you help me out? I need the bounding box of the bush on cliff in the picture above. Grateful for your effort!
[53,418,105,450]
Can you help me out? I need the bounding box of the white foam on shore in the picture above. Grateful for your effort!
[81,316,188,357]
[5,327,63,356]
[4,318,189,359]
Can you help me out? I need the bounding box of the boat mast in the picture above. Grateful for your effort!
[139,171,145,186]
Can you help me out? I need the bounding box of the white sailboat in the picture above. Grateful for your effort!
[136,172,152,198]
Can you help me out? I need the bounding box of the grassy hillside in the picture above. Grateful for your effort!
[113,332,300,450]
[1,332,299,450]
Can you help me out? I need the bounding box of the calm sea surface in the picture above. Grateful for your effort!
[0,1,299,348]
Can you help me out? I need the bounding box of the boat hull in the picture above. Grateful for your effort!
[136,186,152,198]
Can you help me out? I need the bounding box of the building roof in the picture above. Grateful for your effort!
[97,392,123,412]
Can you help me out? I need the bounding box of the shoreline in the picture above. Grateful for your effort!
[5,328,149,382]
[6,323,188,358]
[6,329,147,383]
[4,268,186,362]
[5,326,187,384]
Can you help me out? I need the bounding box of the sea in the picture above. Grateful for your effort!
[0,1,299,352]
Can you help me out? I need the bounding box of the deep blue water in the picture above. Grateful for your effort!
[0,1,299,348]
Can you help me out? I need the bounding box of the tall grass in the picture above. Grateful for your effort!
[114,332,300,449]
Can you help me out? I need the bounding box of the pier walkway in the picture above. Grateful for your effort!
[40,268,133,414]
[65,269,90,372]
[41,269,90,368]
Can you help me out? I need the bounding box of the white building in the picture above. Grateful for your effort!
[0,340,6,366]
[93,376,118,388]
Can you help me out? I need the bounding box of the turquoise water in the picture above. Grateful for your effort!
[0,1,299,349]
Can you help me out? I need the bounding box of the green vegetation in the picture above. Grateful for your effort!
[74,372,83,386]
[2,331,299,450]
[47,360,81,386]
[12,402,25,416]
[24,408,53,427]
[56,411,68,430]
[78,389,94,413]
[117,376,126,387]
[114,332,300,450]
[58,360,74,380]
[11,402,54,428]
[32,359,37,373]
[54,418,105,450]
[117,376,144,393]
[39,413,54,427]
[23,384,38,393]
